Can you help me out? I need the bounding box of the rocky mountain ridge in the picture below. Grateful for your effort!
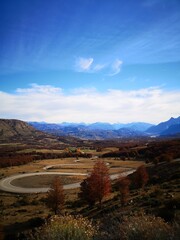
[29,116,180,139]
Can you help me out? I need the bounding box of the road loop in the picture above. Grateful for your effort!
[0,163,135,193]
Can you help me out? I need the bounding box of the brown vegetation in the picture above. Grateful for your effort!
[118,176,131,206]
[134,165,149,189]
[46,177,64,214]
[102,139,180,163]
[0,148,92,168]
[79,160,111,207]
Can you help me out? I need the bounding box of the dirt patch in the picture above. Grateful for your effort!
[11,175,85,188]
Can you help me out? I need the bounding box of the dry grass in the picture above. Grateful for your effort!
[26,214,97,240]
[0,158,84,177]
[11,175,85,188]
[0,186,83,237]
[1,192,48,226]
[101,147,120,153]
[17,149,64,154]
[106,159,143,168]
[0,158,142,178]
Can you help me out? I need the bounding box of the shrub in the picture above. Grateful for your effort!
[0,200,4,215]
[28,217,45,228]
[159,154,173,163]
[12,196,30,207]
[119,213,174,240]
[26,215,97,240]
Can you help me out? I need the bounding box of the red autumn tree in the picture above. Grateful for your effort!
[134,165,149,189]
[79,160,111,207]
[46,177,64,215]
[91,160,111,206]
[79,176,96,207]
[118,176,131,206]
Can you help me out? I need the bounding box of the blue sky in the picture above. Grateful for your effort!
[0,0,180,123]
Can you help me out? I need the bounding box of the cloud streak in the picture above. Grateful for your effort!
[75,57,106,73]
[109,59,123,76]
[75,57,94,72]
[75,57,123,75]
[0,84,180,124]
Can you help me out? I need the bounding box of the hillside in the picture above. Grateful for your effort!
[0,119,90,148]
[0,119,44,138]
[161,124,180,136]
[146,116,180,135]
[0,119,61,146]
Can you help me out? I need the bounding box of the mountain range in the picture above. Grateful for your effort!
[29,116,180,140]
[0,117,179,142]
[28,122,152,140]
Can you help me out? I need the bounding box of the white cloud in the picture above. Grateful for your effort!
[93,64,106,71]
[0,84,180,124]
[109,59,123,76]
[16,83,62,94]
[74,57,123,75]
[75,57,106,73]
[75,57,94,71]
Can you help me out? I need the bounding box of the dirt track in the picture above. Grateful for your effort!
[0,164,135,193]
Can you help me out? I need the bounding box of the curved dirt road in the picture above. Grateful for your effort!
[0,167,135,194]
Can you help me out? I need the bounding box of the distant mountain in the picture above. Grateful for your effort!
[30,118,180,139]
[146,116,180,136]
[30,121,153,131]
[122,122,154,132]
[29,122,64,134]
[114,128,146,137]
[160,124,180,136]
[29,121,149,140]
[87,122,153,131]
[87,122,114,130]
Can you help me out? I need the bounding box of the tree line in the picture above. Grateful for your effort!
[102,139,180,164]
[0,150,92,168]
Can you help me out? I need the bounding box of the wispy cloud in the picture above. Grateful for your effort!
[75,57,123,75]
[109,59,123,76]
[75,57,106,73]
[93,64,106,71]
[0,84,179,124]
[75,57,94,72]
